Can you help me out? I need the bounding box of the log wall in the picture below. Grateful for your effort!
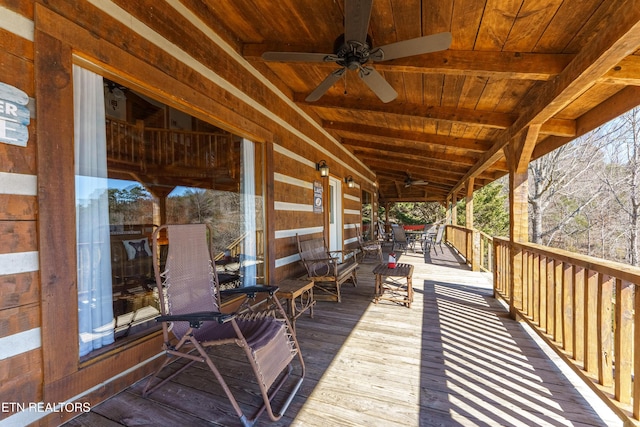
[0,1,376,425]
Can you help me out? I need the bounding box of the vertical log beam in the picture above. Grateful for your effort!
[466,179,480,271]
[507,125,539,317]
[465,179,474,229]
[451,193,458,225]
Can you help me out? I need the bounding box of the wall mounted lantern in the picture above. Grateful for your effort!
[316,160,329,177]
[345,175,355,188]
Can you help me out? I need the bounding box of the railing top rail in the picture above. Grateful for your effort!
[445,224,493,240]
[493,236,640,284]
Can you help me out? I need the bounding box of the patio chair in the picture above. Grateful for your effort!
[296,234,358,302]
[391,224,409,251]
[142,224,304,427]
[377,222,393,246]
[428,224,446,254]
[355,224,383,263]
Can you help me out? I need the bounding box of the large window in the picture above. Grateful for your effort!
[74,66,264,357]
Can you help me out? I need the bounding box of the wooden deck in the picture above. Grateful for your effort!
[65,244,621,427]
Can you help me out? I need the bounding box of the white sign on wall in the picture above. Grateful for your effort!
[0,82,30,147]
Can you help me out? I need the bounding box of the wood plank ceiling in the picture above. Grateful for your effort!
[193,0,640,203]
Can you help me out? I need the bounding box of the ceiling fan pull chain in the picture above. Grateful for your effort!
[343,70,348,95]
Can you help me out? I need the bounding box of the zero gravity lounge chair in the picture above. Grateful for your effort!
[142,224,304,426]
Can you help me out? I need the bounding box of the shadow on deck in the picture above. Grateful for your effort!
[65,243,620,427]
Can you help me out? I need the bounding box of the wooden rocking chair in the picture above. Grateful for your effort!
[142,224,304,426]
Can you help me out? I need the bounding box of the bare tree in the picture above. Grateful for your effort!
[600,108,640,266]
[528,132,608,247]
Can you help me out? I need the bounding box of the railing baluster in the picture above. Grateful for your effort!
[615,279,633,403]
[598,275,614,387]
[547,257,555,339]
[634,286,640,418]
[573,266,585,364]
[563,263,574,356]
[554,260,564,345]
[532,252,539,325]
[539,255,547,332]
[585,270,599,375]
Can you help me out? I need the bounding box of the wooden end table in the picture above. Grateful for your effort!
[373,263,414,308]
[276,279,315,331]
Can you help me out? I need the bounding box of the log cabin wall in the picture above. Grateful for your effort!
[0,1,376,425]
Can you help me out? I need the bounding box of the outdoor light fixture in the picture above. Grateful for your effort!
[345,175,355,188]
[316,160,329,177]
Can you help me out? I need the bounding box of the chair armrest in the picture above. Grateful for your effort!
[303,256,336,263]
[329,250,358,263]
[156,311,234,328]
[220,285,279,298]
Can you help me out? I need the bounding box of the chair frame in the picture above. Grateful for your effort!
[428,224,446,254]
[391,224,409,251]
[355,224,383,263]
[296,234,358,302]
[142,224,305,427]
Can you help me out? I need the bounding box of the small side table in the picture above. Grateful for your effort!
[373,263,414,308]
[276,279,315,331]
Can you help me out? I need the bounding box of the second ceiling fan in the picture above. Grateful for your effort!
[262,0,452,103]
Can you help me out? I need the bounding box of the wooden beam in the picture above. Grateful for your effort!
[450,0,640,196]
[513,125,541,174]
[344,139,481,166]
[533,85,640,159]
[599,55,640,85]
[303,97,574,136]
[244,44,574,81]
[296,95,515,129]
[323,121,493,152]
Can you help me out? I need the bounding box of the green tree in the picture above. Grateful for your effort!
[379,202,445,225]
[457,181,509,236]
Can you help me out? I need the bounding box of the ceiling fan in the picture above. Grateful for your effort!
[261,0,452,103]
[404,173,428,188]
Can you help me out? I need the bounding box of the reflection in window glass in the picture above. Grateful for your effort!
[74,67,264,356]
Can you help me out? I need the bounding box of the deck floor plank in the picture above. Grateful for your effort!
[66,244,619,426]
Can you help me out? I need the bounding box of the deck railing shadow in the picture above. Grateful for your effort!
[419,278,611,426]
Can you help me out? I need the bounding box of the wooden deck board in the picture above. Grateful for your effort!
[65,244,619,427]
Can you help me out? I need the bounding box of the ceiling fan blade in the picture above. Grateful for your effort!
[345,0,373,44]
[305,68,346,102]
[262,52,335,62]
[371,32,452,62]
[358,67,397,103]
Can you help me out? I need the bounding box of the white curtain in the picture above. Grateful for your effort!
[241,138,257,286]
[74,65,115,356]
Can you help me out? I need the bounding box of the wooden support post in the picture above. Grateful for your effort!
[506,125,538,318]
[509,170,528,314]
[451,193,458,225]
[466,178,480,271]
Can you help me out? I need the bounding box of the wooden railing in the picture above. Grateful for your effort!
[105,117,234,174]
[494,237,640,423]
[445,225,494,272]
